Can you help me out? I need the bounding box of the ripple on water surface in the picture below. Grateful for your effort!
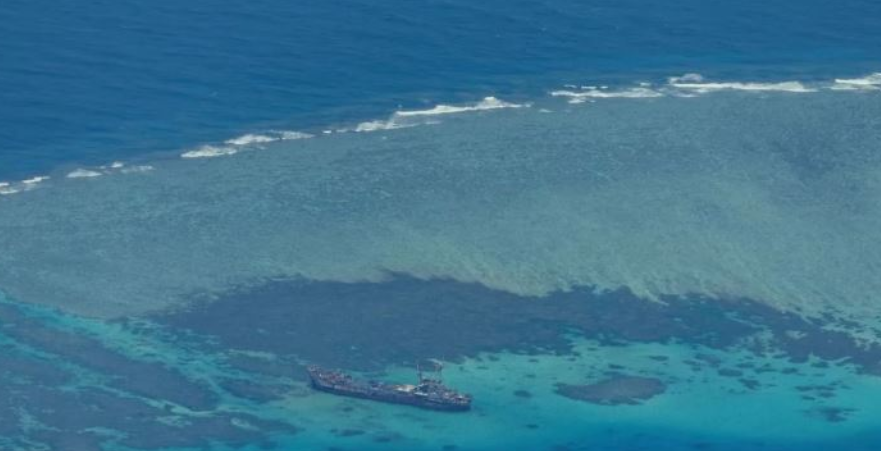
[2,85,881,450]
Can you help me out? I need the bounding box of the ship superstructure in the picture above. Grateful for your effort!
[307,362,472,412]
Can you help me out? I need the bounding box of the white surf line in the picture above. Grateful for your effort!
[0,182,17,196]
[181,130,314,159]
[550,71,881,104]
[66,161,155,179]
[394,96,525,117]
[551,86,664,103]
[831,73,881,91]
[66,169,104,179]
[667,73,817,93]
[0,175,51,196]
[181,145,240,159]
[350,96,527,133]
[119,165,154,174]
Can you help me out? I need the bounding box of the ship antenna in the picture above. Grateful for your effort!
[426,358,443,382]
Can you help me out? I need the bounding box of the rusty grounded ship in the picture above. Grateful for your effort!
[307,363,472,412]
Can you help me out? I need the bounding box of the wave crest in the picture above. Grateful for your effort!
[183,130,314,159]
[67,169,104,179]
[551,87,663,103]
[831,73,881,91]
[352,96,525,133]
[395,96,525,117]
[667,74,815,93]
[0,175,50,196]
[181,145,239,159]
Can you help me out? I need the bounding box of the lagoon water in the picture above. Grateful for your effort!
[2,1,881,450]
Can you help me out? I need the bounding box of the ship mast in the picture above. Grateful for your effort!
[417,359,444,383]
[433,359,444,382]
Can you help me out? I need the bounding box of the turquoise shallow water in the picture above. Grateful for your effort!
[3,287,881,451]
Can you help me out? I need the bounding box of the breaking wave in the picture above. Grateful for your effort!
[182,130,314,159]
[550,72,881,103]
[351,96,526,133]
[225,131,314,146]
[353,118,419,133]
[666,73,816,93]
[3,71,879,197]
[174,72,880,162]
[0,175,51,196]
[66,162,154,180]
[67,169,104,179]
[181,145,239,159]
[395,96,525,117]
[0,182,17,196]
[0,162,155,196]
[831,73,881,91]
[551,86,663,103]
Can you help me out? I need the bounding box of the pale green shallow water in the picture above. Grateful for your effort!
[2,89,881,323]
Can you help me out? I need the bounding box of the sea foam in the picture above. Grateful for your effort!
[225,134,278,146]
[22,176,50,185]
[354,119,413,133]
[550,72,881,107]
[667,73,816,93]
[395,96,525,117]
[119,165,154,174]
[181,145,240,159]
[353,97,524,133]
[183,130,313,158]
[831,73,881,91]
[0,175,50,196]
[67,169,104,179]
[551,87,663,103]
[65,162,154,180]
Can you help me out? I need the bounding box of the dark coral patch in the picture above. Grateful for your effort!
[0,303,217,411]
[809,406,857,423]
[513,389,533,398]
[154,276,881,375]
[0,302,300,451]
[219,378,291,403]
[717,368,743,378]
[738,379,761,390]
[2,382,298,451]
[331,428,365,437]
[555,375,666,405]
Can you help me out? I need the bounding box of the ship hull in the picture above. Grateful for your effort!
[308,370,471,412]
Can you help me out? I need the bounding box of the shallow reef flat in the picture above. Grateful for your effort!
[2,80,881,451]
[2,90,881,329]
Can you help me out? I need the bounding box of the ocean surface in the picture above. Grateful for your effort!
[2,1,881,450]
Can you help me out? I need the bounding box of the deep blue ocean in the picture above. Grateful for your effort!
[3,1,881,451]
[2,0,881,179]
